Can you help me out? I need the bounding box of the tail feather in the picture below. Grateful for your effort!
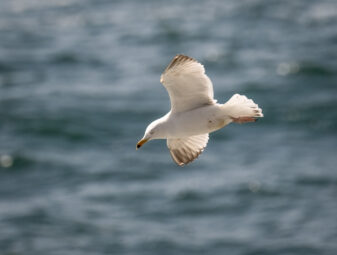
[222,94,263,119]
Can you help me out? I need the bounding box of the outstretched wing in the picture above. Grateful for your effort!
[160,55,216,113]
[167,134,209,166]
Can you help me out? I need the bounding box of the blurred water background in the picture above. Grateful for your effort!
[1,0,337,254]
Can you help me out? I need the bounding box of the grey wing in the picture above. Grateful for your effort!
[167,134,209,166]
[160,55,216,113]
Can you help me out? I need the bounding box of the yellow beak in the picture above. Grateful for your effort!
[136,138,149,150]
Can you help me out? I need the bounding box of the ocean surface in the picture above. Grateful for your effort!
[0,0,337,254]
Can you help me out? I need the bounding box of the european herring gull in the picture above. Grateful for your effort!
[137,55,263,166]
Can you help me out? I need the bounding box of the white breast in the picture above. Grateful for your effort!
[164,104,229,138]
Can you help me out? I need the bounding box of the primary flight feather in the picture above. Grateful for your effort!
[137,55,263,166]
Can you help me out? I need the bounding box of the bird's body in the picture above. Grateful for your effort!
[150,104,230,139]
[137,55,263,166]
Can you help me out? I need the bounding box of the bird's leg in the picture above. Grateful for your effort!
[231,117,257,124]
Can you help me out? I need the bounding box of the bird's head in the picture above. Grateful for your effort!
[136,119,165,149]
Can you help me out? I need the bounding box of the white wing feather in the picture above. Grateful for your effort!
[167,134,209,166]
[160,55,216,113]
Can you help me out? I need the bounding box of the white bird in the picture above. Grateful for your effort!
[137,55,263,166]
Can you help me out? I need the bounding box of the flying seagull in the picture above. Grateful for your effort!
[137,55,263,166]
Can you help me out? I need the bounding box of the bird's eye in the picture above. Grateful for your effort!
[150,130,154,135]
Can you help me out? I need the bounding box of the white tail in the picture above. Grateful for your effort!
[222,94,263,119]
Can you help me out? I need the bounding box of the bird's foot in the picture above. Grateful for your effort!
[231,117,257,124]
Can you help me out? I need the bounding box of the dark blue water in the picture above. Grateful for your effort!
[1,0,337,254]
